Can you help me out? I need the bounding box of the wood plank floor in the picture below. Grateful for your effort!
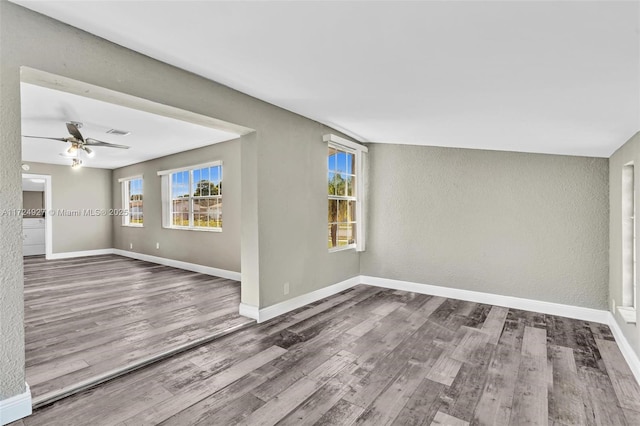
[23,254,250,401]
[14,284,640,425]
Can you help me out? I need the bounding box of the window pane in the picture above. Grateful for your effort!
[328,147,337,172]
[338,200,348,223]
[336,151,347,174]
[194,169,216,197]
[349,223,357,245]
[212,198,222,228]
[346,175,356,197]
[193,198,209,215]
[172,199,189,214]
[328,172,336,195]
[328,224,337,248]
[328,199,337,223]
[335,173,346,196]
[194,213,208,228]
[337,223,349,246]
[346,152,354,174]
[211,166,221,195]
[172,212,188,227]
[171,171,189,199]
[348,201,356,223]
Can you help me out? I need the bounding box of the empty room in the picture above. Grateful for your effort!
[1,1,639,426]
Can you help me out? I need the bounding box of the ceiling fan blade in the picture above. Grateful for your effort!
[85,138,130,149]
[66,122,84,142]
[23,135,69,142]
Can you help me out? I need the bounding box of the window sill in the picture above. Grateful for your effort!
[122,224,144,228]
[617,306,637,324]
[164,226,222,233]
[329,244,356,253]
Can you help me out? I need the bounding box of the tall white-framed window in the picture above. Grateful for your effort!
[620,162,636,323]
[119,175,143,227]
[324,134,367,252]
[158,161,222,232]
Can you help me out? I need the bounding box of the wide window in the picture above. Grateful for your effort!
[159,162,222,231]
[120,176,143,227]
[325,134,367,252]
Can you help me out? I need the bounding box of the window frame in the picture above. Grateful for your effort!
[119,175,144,228]
[620,162,637,323]
[324,134,367,253]
[158,161,223,232]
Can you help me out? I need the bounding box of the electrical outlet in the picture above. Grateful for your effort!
[129,243,133,250]
[284,282,290,295]
[156,242,160,250]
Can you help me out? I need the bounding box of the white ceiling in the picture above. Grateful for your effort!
[14,1,640,157]
[21,83,239,169]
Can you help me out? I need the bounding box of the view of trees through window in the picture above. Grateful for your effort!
[170,165,222,229]
[328,146,356,249]
[127,178,143,225]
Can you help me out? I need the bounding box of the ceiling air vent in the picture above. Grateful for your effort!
[106,129,131,136]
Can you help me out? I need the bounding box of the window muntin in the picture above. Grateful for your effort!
[328,145,357,250]
[168,164,222,230]
[122,177,143,227]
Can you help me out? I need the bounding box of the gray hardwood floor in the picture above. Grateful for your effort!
[14,283,640,425]
[23,255,250,402]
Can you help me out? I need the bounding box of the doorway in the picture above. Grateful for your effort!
[21,173,52,258]
[20,68,255,408]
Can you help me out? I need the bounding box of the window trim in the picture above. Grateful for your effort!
[158,161,223,232]
[621,162,637,322]
[324,134,367,253]
[119,175,144,228]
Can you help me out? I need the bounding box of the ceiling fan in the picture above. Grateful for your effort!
[23,122,130,169]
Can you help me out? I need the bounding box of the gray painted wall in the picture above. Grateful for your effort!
[0,2,359,399]
[22,191,43,217]
[609,131,640,357]
[112,139,241,273]
[360,144,609,310]
[24,162,113,253]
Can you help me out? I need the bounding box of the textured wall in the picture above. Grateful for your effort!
[25,162,113,253]
[0,1,360,401]
[0,1,27,399]
[609,131,640,357]
[360,144,609,310]
[112,139,241,273]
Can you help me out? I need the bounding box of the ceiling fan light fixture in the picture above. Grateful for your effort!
[83,146,95,158]
[71,158,83,170]
[66,144,77,155]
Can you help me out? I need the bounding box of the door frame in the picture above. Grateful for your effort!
[21,173,52,258]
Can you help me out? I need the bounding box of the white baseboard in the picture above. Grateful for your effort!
[238,303,259,321]
[113,249,241,281]
[607,313,640,384]
[240,275,361,323]
[361,275,611,324]
[0,383,31,425]
[46,248,114,260]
